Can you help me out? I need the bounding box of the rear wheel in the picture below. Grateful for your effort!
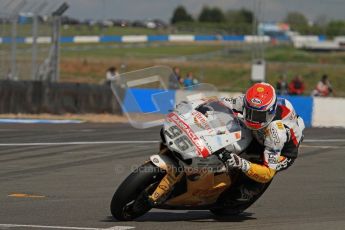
[210,180,271,216]
[110,162,165,221]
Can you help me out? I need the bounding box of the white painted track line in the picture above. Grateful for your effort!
[0,141,160,146]
[303,139,345,143]
[301,145,345,149]
[0,224,134,230]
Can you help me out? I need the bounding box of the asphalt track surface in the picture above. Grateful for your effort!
[0,123,345,230]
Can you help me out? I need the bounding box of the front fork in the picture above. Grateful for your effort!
[148,151,184,205]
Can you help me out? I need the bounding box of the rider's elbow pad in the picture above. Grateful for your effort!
[245,163,276,183]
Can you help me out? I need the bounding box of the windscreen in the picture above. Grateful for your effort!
[110,66,219,129]
[195,100,241,134]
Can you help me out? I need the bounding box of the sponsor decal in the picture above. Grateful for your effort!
[223,97,236,105]
[194,117,203,129]
[200,135,213,152]
[192,111,213,134]
[276,158,292,171]
[256,87,265,93]
[158,184,169,191]
[270,126,280,144]
[167,113,210,158]
[267,153,278,164]
[250,98,262,105]
[276,121,284,130]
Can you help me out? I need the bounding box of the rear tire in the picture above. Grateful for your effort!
[210,181,271,216]
[110,162,165,221]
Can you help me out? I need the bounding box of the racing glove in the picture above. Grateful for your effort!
[219,152,251,173]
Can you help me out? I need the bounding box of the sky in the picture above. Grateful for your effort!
[1,0,345,22]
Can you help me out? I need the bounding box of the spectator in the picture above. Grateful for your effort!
[288,75,305,95]
[105,66,119,85]
[312,74,333,97]
[276,75,288,95]
[169,66,182,89]
[183,72,194,88]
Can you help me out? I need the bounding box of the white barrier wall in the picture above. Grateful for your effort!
[168,35,195,42]
[25,36,52,44]
[122,35,148,43]
[313,97,345,128]
[244,35,270,43]
[73,36,100,43]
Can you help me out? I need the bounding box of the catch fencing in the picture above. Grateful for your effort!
[0,0,67,82]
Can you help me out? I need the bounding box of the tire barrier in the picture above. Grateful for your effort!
[0,81,121,114]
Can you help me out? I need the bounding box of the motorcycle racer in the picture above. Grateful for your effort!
[219,82,305,199]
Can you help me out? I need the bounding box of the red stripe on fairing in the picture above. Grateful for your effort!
[290,129,299,146]
[167,113,210,158]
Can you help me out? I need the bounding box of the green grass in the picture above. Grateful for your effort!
[3,42,345,96]
[61,25,170,36]
[61,43,226,59]
[60,43,345,97]
[264,45,345,64]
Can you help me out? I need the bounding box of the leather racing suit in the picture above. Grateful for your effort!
[221,95,305,183]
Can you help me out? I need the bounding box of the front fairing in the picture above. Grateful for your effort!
[163,98,244,159]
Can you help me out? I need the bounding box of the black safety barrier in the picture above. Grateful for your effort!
[0,80,121,114]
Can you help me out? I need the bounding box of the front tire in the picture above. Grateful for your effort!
[110,162,165,221]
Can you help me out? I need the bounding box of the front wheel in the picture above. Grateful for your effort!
[110,162,165,221]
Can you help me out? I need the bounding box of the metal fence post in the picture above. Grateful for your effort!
[31,1,47,81]
[8,0,26,80]
[31,14,38,80]
[10,15,17,80]
[51,15,61,82]
[51,2,69,82]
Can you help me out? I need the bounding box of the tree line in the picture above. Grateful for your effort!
[284,12,345,37]
[171,5,345,37]
[171,6,254,24]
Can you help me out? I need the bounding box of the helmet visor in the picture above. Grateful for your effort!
[245,108,267,123]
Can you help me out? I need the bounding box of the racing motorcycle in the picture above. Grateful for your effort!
[110,97,272,221]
